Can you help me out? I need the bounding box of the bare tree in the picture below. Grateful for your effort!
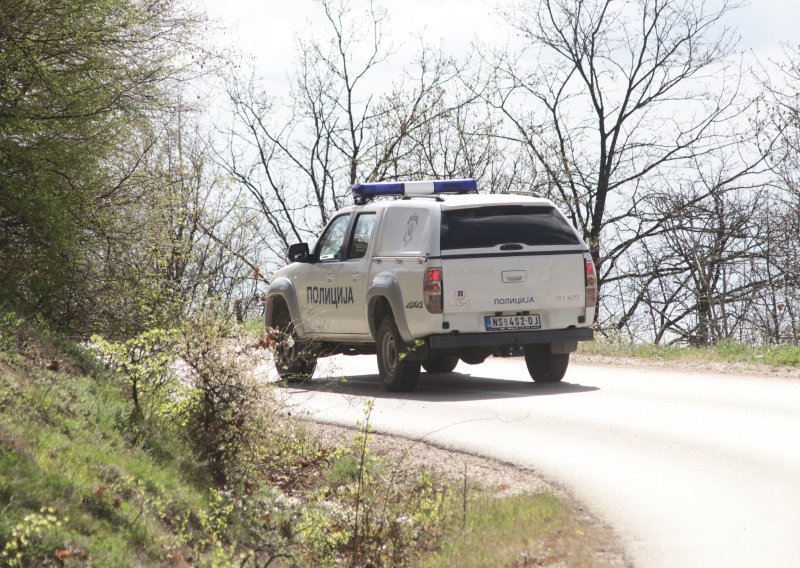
[482,0,746,312]
[751,44,800,343]
[219,0,489,252]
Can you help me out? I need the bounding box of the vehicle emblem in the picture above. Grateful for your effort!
[447,288,472,306]
[403,213,419,245]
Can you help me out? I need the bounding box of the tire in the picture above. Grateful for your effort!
[524,344,569,383]
[272,307,317,382]
[422,354,459,373]
[376,317,421,392]
[460,352,488,365]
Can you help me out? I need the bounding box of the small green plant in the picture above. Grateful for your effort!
[423,493,561,568]
[762,344,800,367]
[197,489,235,552]
[92,328,177,422]
[0,311,23,352]
[238,317,265,335]
[0,507,66,567]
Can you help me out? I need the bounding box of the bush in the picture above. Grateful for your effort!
[0,311,23,352]
[176,305,276,488]
[92,329,177,424]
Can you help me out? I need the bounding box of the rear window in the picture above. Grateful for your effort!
[440,205,580,250]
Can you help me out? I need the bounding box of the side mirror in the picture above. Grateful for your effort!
[288,242,310,263]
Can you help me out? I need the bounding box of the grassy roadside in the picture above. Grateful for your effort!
[0,315,586,567]
[578,338,800,369]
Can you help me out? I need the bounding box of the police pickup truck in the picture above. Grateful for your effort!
[265,179,595,391]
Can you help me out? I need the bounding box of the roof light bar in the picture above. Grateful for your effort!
[352,179,477,202]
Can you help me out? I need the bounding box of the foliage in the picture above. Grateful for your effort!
[91,304,276,488]
[0,311,23,352]
[91,329,178,422]
[0,508,66,567]
[580,337,800,368]
[0,0,212,335]
[1,323,576,566]
[290,402,451,566]
[0,330,238,566]
[174,305,276,487]
[422,494,561,568]
[91,115,268,339]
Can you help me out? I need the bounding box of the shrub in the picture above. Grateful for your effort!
[92,328,177,424]
[176,305,276,488]
[0,311,23,352]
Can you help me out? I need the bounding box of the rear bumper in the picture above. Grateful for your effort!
[428,327,593,350]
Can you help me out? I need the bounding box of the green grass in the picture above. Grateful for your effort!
[579,338,800,368]
[422,493,561,568]
[0,349,213,566]
[0,320,260,566]
[0,316,580,567]
[238,317,265,335]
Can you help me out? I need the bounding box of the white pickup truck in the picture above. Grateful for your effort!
[265,179,595,391]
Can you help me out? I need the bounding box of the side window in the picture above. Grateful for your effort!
[316,214,351,261]
[347,213,376,259]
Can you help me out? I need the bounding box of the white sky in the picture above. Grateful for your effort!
[199,0,800,97]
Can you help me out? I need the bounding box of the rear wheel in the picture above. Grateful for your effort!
[524,344,569,383]
[376,317,421,392]
[422,354,459,373]
[272,307,317,382]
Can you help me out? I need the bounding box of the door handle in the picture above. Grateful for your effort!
[326,273,335,282]
[502,270,527,283]
[351,273,362,281]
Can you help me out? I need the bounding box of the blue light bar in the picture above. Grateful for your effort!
[352,179,477,201]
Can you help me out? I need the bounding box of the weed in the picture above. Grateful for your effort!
[581,336,800,368]
[0,311,23,352]
[295,402,458,566]
[0,507,66,567]
[423,493,561,568]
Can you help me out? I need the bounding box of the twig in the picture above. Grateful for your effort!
[462,462,468,531]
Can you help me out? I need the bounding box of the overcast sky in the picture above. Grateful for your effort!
[200,0,800,96]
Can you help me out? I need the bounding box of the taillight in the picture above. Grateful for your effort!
[424,266,443,313]
[584,254,597,308]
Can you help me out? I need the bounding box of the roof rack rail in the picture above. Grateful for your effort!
[401,194,444,202]
[351,179,477,204]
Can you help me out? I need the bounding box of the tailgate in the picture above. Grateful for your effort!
[438,202,588,326]
[441,251,586,313]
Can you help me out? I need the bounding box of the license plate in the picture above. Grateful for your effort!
[485,314,541,331]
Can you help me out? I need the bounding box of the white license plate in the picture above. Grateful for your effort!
[485,314,541,331]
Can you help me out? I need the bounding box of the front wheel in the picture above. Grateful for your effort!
[422,354,459,373]
[272,308,317,383]
[376,317,421,392]
[524,344,569,383]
